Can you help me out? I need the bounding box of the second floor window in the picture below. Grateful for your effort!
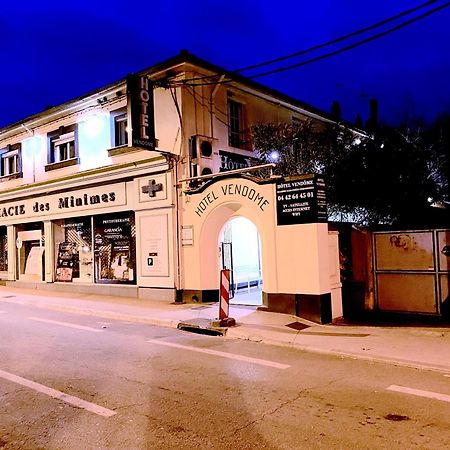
[48,125,77,165]
[0,144,21,177]
[228,99,245,148]
[114,113,128,147]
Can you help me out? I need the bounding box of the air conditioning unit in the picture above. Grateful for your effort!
[190,135,214,177]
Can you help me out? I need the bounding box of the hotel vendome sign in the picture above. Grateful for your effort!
[276,174,327,225]
[127,74,156,150]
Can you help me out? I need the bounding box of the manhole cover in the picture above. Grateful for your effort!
[384,414,409,422]
[285,321,310,331]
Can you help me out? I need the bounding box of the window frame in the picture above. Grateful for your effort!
[0,143,22,180]
[110,109,129,148]
[46,125,79,171]
[227,98,246,149]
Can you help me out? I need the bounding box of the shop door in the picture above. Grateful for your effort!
[17,230,44,282]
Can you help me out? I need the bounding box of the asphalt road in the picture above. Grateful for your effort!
[0,300,449,450]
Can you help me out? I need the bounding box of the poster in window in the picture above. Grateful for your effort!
[94,214,135,283]
[55,242,78,282]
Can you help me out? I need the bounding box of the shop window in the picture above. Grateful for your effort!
[0,143,22,179]
[46,125,78,171]
[93,212,136,284]
[227,98,247,148]
[54,218,93,282]
[0,227,7,272]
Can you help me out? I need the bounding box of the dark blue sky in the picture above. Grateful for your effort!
[2,1,450,129]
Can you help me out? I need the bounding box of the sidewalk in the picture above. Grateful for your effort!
[1,285,449,373]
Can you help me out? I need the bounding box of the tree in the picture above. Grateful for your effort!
[424,113,450,205]
[251,120,445,227]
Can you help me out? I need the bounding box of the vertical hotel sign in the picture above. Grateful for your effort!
[276,174,327,225]
[127,74,156,150]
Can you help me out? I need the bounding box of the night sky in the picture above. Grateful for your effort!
[2,1,450,129]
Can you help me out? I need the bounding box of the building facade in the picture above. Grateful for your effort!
[0,52,341,323]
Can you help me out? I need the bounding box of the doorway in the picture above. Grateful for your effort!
[219,217,262,306]
[17,229,44,282]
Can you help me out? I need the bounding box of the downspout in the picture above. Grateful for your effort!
[209,75,225,139]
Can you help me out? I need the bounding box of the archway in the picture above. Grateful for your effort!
[219,216,262,306]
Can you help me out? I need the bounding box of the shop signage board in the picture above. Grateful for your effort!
[0,182,127,224]
[276,174,327,225]
[219,150,258,172]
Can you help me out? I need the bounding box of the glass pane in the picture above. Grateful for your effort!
[94,212,135,283]
[54,217,93,282]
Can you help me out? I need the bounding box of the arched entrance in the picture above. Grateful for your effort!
[219,217,262,306]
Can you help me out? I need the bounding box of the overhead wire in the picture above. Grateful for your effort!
[167,0,449,87]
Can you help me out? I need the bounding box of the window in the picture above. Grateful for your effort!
[93,212,136,284]
[110,109,128,148]
[50,132,75,163]
[47,125,78,169]
[0,143,21,178]
[228,99,246,148]
[114,113,128,146]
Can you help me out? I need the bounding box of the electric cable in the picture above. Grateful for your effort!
[169,1,449,87]
[175,0,440,84]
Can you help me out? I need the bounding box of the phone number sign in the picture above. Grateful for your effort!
[276,174,327,225]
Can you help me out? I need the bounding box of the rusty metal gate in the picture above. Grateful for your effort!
[373,229,450,316]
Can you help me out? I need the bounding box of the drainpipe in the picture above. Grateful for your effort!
[209,75,225,139]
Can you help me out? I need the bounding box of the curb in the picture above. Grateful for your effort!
[226,329,450,374]
[3,295,450,374]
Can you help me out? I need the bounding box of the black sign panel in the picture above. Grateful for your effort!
[276,174,327,225]
[219,150,258,172]
[127,74,156,150]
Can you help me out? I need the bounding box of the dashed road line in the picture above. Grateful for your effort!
[387,384,450,403]
[147,339,290,369]
[28,317,102,333]
[0,369,116,417]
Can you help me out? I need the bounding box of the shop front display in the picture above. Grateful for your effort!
[54,218,93,283]
[94,212,136,284]
[0,227,7,274]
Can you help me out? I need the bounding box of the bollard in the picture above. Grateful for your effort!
[218,269,236,327]
[219,269,230,320]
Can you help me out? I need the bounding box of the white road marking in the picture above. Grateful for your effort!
[28,317,102,333]
[387,384,450,403]
[147,339,290,370]
[0,369,116,417]
[0,310,7,314]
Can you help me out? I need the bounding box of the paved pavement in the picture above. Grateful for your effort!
[0,285,449,374]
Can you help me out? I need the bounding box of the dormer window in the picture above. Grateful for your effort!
[46,125,78,171]
[0,143,22,179]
